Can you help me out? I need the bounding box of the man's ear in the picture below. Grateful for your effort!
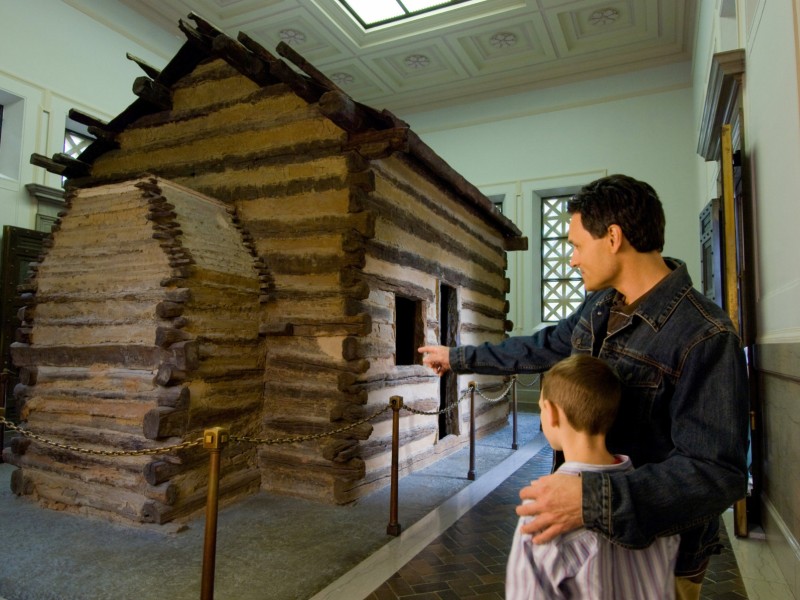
[607,224,624,253]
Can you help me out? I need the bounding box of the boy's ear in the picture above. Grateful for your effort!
[542,398,560,429]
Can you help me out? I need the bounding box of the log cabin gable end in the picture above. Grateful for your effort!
[30,12,524,249]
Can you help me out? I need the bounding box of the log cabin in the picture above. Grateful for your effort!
[5,13,527,525]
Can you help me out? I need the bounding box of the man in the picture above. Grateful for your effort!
[419,174,749,600]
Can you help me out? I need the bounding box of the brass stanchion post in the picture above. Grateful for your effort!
[200,427,229,600]
[467,382,476,480]
[511,376,518,450]
[386,395,403,536]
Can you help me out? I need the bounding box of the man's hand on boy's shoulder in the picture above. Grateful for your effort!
[517,473,583,544]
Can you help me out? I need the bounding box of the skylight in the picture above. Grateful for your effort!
[338,0,473,29]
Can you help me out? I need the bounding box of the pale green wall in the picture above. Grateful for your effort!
[0,0,179,234]
[405,64,700,334]
[742,0,800,341]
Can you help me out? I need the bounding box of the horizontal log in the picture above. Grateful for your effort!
[405,129,522,239]
[321,438,360,463]
[155,326,193,348]
[262,417,372,441]
[10,436,32,455]
[20,383,190,409]
[141,467,260,524]
[143,406,188,440]
[288,313,372,336]
[21,468,164,523]
[132,76,172,110]
[359,422,438,460]
[10,468,34,496]
[11,450,177,505]
[366,240,504,302]
[15,418,185,453]
[143,452,210,486]
[318,89,365,132]
[345,127,411,159]
[342,336,392,361]
[154,364,187,386]
[21,395,153,424]
[12,343,160,369]
[350,368,436,393]
[164,340,200,371]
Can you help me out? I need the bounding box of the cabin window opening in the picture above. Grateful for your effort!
[395,295,422,366]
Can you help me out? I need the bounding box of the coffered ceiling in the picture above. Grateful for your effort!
[85,0,697,114]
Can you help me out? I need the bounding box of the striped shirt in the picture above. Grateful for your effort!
[506,456,680,599]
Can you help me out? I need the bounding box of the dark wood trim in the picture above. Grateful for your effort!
[697,49,745,160]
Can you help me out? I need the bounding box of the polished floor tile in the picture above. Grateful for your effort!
[364,445,750,600]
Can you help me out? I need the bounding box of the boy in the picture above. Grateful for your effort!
[505,354,680,599]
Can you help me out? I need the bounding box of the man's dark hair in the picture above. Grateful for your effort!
[567,174,665,252]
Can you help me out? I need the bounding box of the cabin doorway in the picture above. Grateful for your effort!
[438,284,458,438]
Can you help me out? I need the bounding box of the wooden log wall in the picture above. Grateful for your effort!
[77,59,375,504]
[45,52,514,507]
[336,154,511,499]
[5,176,265,524]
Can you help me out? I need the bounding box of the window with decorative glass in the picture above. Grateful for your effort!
[541,195,584,322]
[64,129,92,159]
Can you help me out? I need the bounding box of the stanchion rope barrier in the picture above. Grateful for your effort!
[0,378,517,454]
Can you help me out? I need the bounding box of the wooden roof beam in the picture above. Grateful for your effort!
[67,108,119,143]
[30,153,91,178]
[276,41,339,92]
[126,53,162,80]
[237,32,324,104]
[211,34,275,86]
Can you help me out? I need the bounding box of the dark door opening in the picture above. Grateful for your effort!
[438,284,458,438]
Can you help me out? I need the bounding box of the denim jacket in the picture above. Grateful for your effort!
[450,259,749,575]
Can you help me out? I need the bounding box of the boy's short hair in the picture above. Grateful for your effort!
[541,354,621,435]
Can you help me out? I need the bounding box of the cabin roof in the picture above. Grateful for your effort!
[43,13,525,244]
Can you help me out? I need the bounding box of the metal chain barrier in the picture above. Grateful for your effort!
[473,378,514,403]
[400,393,464,416]
[0,415,203,456]
[515,373,541,388]
[230,404,391,445]
[0,378,511,455]
[0,377,518,600]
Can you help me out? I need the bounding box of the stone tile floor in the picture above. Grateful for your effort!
[365,446,748,599]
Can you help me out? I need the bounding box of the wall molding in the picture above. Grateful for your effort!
[697,48,745,160]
